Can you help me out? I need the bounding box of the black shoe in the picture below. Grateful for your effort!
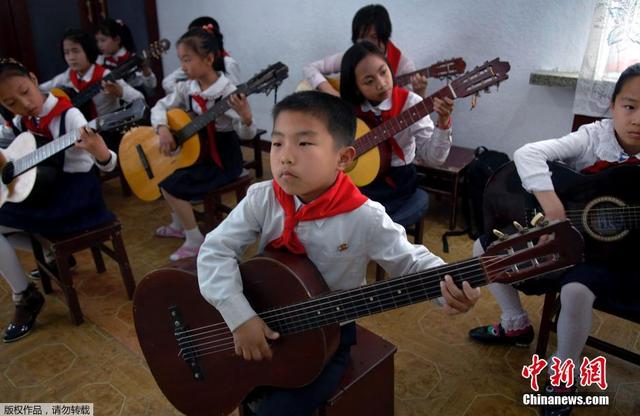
[469,323,534,347]
[28,255,77,280]
[3,283,45,342]
[541,381,577,415]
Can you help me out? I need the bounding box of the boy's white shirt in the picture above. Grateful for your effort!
[197,180,446,332]
[514,119,640,192]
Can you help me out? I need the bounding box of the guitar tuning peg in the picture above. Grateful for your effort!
[492,229,508,240]
[512,221,526,233]
[530,212,547,227]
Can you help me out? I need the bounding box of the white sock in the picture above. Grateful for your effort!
[184,227,204,247]
[170,212,183,230]
[555,282,595,364]
[0,234,29,295]
[473,238,531,332]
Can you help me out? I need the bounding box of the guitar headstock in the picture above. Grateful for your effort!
[450,58,510,98]
[480,219,584,285]
[95,99,147,132]
[143,39,171,60]
[430,57,466,79]
[243,62,289,96]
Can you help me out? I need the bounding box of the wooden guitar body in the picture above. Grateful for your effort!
[345,119,390,187]
[133,251,340,416]
[0,132,38,206]
[119,108,201,201]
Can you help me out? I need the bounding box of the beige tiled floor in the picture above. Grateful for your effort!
[1,152,638,415]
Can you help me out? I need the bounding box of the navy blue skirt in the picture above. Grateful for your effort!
[360,164,418,216]
[0,170,114,236]
[159,130,243,200]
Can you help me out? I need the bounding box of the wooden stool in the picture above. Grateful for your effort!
[240,129,268,178]
[194,174,253,232]
[30,220,136,325]
[320,325,396,416]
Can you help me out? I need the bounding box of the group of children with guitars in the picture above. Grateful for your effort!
[0,3,638,416]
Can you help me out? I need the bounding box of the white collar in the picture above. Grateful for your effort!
[360,96,392,115]
[113,47,128,58]
[37,94,59,118]
[190,72,229,98]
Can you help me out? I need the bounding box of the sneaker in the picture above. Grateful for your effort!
[169,243,201,262]
[28,255,77,280]
[469,323,534,347]
[155,224,186,239]
[541,380,577,415]
[3,283,45,343]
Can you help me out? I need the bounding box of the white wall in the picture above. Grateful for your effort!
[155,0,595,157]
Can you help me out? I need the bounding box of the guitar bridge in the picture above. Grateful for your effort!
[170,306,205,381]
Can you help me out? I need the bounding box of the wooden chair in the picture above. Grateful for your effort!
[240,129,268,178]
[193,173,253,232]
[319,325,397,415]
[30,220,136,325]
[536,291,640,366]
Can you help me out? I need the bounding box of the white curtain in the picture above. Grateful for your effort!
[574,0,640,117]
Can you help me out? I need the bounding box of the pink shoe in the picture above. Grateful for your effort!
[155,225,185,239]
[169,243,201,261]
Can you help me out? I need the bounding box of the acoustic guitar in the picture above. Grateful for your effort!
[346,58,510,187]
[0,99,146,207]
[483,161,640,263]
[296,57,466,92]
[118,62,288,201]
[50,39,171,109]
[133,220,583,415]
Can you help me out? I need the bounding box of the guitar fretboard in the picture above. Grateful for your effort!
[12,119,98,178]
[354,85,456,157]
[261,258,486,336]
[73,57,140,108]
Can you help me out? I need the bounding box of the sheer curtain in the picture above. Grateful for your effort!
[574,0,640,117]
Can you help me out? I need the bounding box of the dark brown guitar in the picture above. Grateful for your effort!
[133,221,583,415]
[483,161,639,263]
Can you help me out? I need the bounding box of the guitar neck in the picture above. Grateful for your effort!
[12,119,99,177]
[261,258,487,336]
[354,85,456,157]
[73,58,140,108]
[174,85,246,144]
[394,67,432,86]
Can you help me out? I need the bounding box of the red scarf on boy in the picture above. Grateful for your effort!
[267,172,368,254]
[22,96,74,139]
[354,86,410,161]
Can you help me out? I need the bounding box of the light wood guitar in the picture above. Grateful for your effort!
[50,39,171,109]
[0,100,146,207]
[118,62,288,201]
[346,58,510,187]
[296,57,466,92]
[133,220,583,415]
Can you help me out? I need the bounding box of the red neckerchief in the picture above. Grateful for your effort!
[385,40,402,75]
[581,156,640,174]
[69,64,106,92]
[190,95,223,169]
[355,86,410,161]
[69,64,106,119]
[267,172,368,254]
[221,50,230,58]
[104,50,132,69]
[22,96,74,139]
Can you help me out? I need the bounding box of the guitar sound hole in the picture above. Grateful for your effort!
[585,201,625,237]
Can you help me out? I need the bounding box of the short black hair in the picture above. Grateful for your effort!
[178,27,226,73]
[612,63,640,103]
[272,91,356,148]
[96,18,136,52]
[351,4,392,45]
[62,29,99,64]
[340,41,391,107]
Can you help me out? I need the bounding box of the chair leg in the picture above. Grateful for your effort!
[414,218,425,245]
[535,292,559,357]
[111,230,136,300]
[91,246,106,273]
[118,167,132,197]
[55,253,83,325]
[30,235,53,294]
[202,193,217,231]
